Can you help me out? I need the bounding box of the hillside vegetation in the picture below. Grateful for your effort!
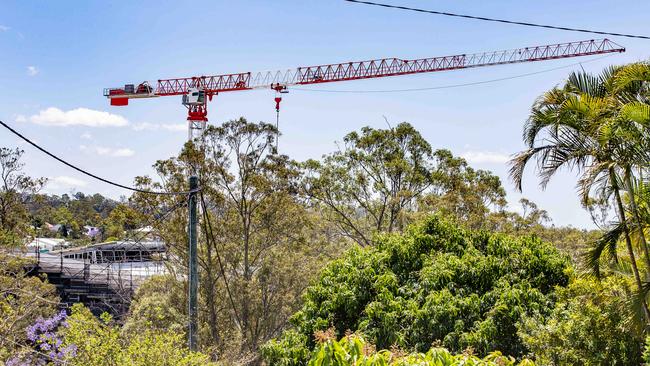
[3,62,650,365]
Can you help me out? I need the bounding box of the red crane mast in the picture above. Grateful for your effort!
[104,38,624,139]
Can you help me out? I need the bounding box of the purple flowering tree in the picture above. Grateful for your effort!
[7,310,76,365]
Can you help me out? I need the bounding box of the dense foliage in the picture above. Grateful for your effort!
[8,304,213,365]
[129,118,339,363]
[0,148,46,246]
[303,123,440,246]
[305,333,535,366]
[510,62,650,321]
[519,275,644,365]
[303,123,509,247]
[27,192,143,243]
[0,254,59,361]
[263,215,570,364]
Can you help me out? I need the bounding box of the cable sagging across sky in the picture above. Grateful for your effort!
[0,120,198,196]
[343,0,650,40]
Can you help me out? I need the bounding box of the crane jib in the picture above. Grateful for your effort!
[103,38,624,107]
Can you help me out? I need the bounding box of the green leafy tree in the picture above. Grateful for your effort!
[122,275,186,336]
[0,148,57,360]
[303,124,511,247]
[519,275,644,365]
[101,203,144,240]
[509,65,650,320]
[264,215,570,364]
[0,148,46,246]
[418,149,507,230]
[27,192,118,242]
[61,303,213,366]
[0,254,59,361]
[303,123,438,246]
[131,118,331,364]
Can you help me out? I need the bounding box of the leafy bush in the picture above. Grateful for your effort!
[60,303,215,366]
[0,254,59,361]
[263,330,312,366]
[306,333,535,366]
[644,335,650,363]
[519,275,644,365]
[263,215,570,365]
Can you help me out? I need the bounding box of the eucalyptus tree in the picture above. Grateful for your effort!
[0,148,46,247]
[130,118,327,364]
[303,123,514,246]
[302,122,437,246]
[418,149,507,231]
[0,147,58,360]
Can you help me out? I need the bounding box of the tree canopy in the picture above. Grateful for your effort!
[263,215,571,365]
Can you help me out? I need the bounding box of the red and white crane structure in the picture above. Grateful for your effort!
[102,38,624,351]
[104,38,624,141]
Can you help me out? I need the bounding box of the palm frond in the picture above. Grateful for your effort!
[508,145,554,192]
[584,221,624,278]
[567,70,605,97]
[620,102,650,125]
[612,62,650,93]
[625,277,650,331]
[577,161,612,206]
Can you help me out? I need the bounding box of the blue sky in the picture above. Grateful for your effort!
[1,1,648,228]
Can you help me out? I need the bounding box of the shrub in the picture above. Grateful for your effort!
[519,275,644,365]
[307,333,535,366]
[60,303,215,366]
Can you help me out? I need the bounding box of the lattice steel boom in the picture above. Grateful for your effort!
[105,38,623,101]
[103,38,624,134]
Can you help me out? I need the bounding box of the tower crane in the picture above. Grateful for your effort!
[104,39,624,141]
[102,38,624,351]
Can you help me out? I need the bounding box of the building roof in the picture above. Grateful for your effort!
[26,238,68,250]
[54,240,166,254]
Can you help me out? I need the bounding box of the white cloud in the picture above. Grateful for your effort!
[461,151,510,164]
[98,147,135,157]
[26,66,39,76]
[162,124,186,132]
[81,145,134,157]
[29,107,129,127]
[80,132,92,140]
[132,122,186,132]
[15,114,26,123]
[0,25,9,32]
[48,176,88,189]
[132,122,157,131]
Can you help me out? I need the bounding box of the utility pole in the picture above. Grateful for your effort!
[188,175,199,351]
[186,89,207,351]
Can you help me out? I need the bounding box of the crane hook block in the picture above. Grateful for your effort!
[274,97,282,112]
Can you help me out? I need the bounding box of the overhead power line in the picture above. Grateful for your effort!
[0,120,198,196]
[292,54,614,93]
[343,0,650,40]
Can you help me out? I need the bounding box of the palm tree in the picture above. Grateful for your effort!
[509,66,650,322]
[613,62,650,267]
